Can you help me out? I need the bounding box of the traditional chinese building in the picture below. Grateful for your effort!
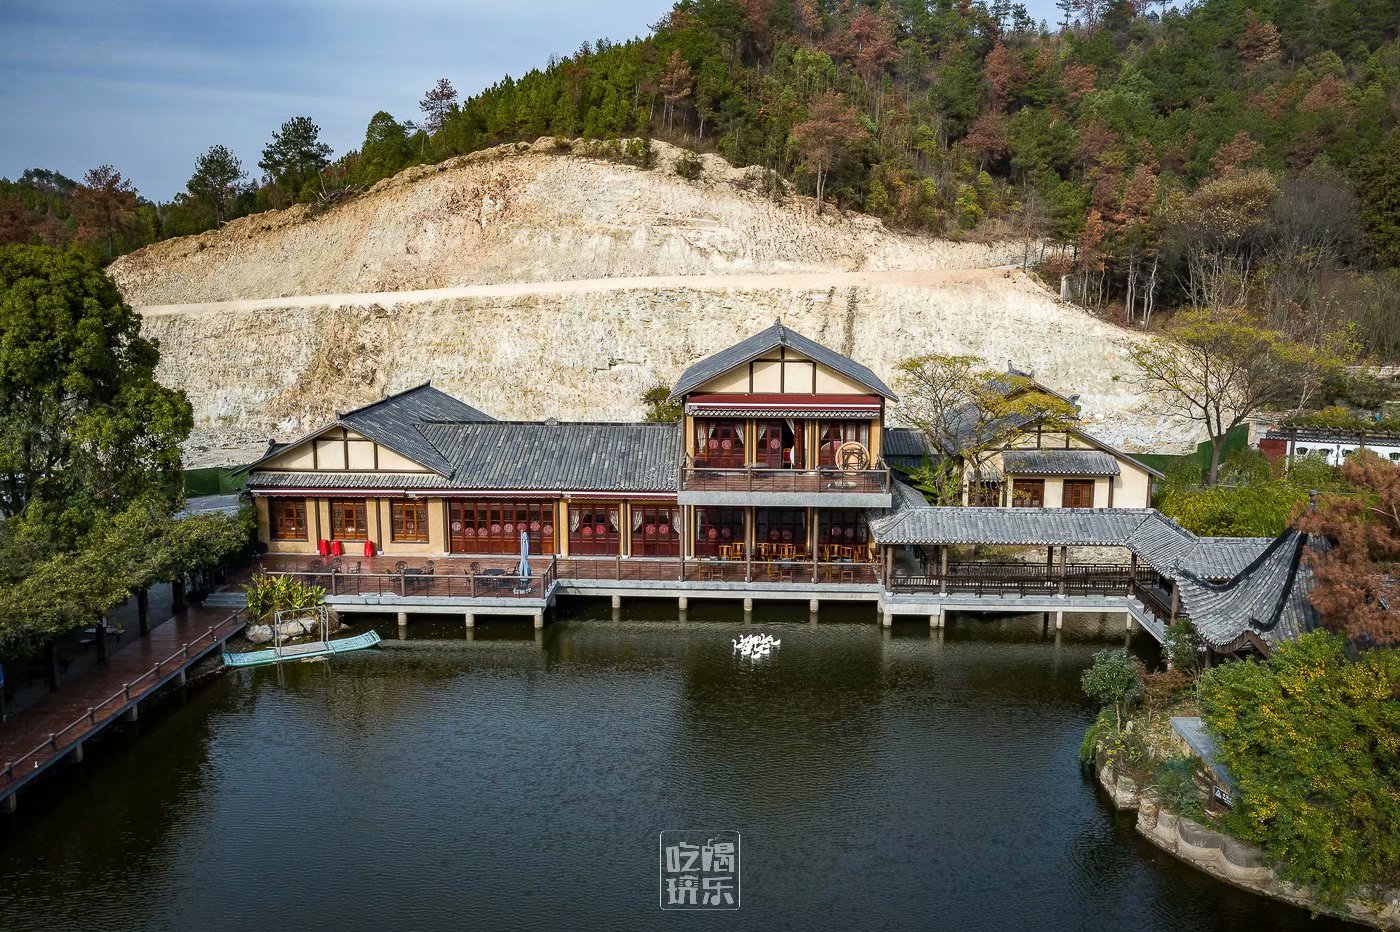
[239,322,1322,655]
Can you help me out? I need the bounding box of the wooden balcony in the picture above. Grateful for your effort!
[679,462,893,507]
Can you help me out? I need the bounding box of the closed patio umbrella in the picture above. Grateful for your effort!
[518,530,532,581]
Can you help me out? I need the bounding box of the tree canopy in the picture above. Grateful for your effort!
[0,246,192,524]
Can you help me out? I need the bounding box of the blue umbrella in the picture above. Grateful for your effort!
[518,530,532,581]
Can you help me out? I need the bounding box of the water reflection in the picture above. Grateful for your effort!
[0,604,1357,932]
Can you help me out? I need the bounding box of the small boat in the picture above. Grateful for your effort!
[224,630,382,668]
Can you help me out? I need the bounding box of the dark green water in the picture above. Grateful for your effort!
[0,601,1355,931]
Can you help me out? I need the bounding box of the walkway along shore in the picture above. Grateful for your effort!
[0,602,245,812]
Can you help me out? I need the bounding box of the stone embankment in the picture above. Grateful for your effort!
[1095,762,1400,929]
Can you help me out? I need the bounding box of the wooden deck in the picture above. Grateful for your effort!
[0,602,244,810]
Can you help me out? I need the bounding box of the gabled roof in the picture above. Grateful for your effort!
[1002,449,1121,477]
[1176,529,1326,652]
[239,383,493,475]
[418,421,678,491]
[1174,537,1273,581]
[669,321,897,401]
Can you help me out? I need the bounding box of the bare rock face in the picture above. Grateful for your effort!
[113,138,1196,467]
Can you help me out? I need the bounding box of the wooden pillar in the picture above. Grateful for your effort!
[939,546,949,594]
[745,507,753,583]
[136,587,150,636]
[1169,581,1180,624]
[678,505,687,581]
[882,546,894,586]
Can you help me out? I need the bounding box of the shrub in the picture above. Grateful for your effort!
[1081,647,1145,731]
[244,572,325,621]
[675,150,702,180]
[1164,620,1204,675]
[1199,632,1400,903]
[1154,756,1205,820]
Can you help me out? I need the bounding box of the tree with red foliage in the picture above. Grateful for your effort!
[1211,130,1263,177]
[984,43,1023,109]
[1296,452,1400,649]
[791,91,865,211]
[962,110,1010,172]
[659,50,694,133]
[71,165,138,262]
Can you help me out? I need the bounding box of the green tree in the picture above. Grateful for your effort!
[0,246,192,521]
[185,145,246,225]
[258,117,333,203]
[1199,633,1400,903]
[641,382,681,422]
[1081,647,1145,732]
[1128,312,1353,484]
[355,112,412,185]
[1353,127,1400,265]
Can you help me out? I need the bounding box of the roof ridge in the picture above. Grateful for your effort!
[338,381,434,420]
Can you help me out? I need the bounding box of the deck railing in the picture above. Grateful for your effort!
[892,562,1163,597]
[267,560,557,600]
[2,610,244,790]
[681,462,892,495]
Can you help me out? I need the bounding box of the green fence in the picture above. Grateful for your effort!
[1134,424,1251,479]
[184,467,247,497]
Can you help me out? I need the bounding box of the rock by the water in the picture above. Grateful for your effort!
[246,625,273,644]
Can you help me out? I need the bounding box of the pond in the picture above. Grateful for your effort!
[0,601,1359,931]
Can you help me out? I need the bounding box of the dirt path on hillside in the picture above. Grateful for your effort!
[137,267,1023,315]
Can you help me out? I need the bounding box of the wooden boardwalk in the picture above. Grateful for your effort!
[0,602,245,810]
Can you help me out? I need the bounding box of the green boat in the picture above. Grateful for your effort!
[223,630,382,668]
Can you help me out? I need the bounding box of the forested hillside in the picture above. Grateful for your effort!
[4,0,1399,354]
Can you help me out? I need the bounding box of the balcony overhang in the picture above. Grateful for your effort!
[685,393,882,419]
[679,490,893,508]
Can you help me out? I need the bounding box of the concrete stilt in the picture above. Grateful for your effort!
[464,612,475,628]
[1125,611,1134,631]
[123,706,139,723]
[611,595,622,609]
[175,669,187,687]
[1054,610,1064,630]
[2,792,16,813]
[742,597,753,613]
[396,612,409,628]
[808,598,819,613]
[929,613,939,628]
[71,741,84,764]
[678,596,688,611]
[882,611,893,627]
[532,611,544,629]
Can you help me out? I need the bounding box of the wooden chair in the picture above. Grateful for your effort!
[393,560,408,573]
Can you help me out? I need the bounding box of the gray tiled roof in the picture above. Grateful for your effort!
[241,384,493,476]
[870,506,1198,575]
[418,421,678,491]
[1176,530,1325,651]
[1174,537,1273,581]
[669,322,897,400]
[342,384,493,474]
[248,472,456,490]
[883,428,933,468]
[1002,449,1121,476]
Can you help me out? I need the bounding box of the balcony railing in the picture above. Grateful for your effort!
[265,557,556,600]
[681,461,892,495]
[892,563,1165,598]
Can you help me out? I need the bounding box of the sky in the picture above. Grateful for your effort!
[0,0,1067,202]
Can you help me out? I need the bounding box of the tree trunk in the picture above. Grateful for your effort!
[1207,435,1227,485]
[171,575,187,615]
[136,587,150,636]
[45,639,59,692]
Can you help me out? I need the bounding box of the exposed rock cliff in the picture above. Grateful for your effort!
[113,138,1191,467]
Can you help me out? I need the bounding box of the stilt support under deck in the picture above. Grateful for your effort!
[1055,610,1064,630]
[808,598,819,613]
[464,612,475,628]
[881,611,893,627]
[396,612,408,628]
[678,596,688,611]
[611,595,622,609]
[532,611,544,629]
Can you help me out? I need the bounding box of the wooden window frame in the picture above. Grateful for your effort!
[630,504,680,557]
[330,499,368,540]
[818,421,870,467]
[694,507,744,558]
[755,508,810,556]
[390,499,430,542]
[1063,479,1096,509]
[1010,480,1045,508]
[269,498,307,540]
[448,500,555,555]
